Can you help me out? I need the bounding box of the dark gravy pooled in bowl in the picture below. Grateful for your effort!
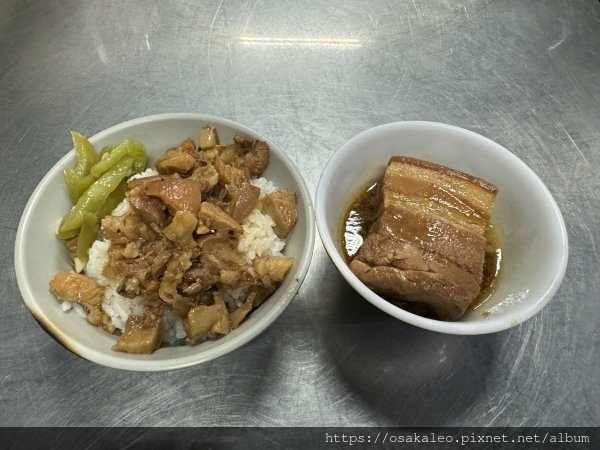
[341,177,502,319]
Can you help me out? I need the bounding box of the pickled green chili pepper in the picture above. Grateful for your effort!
[64,139,146,204]
[90,140,145,178]
[95,180,127,219]
[63,170,95,203]
[57,131,147,268]
[58,156,135,239]
[71,131,100,176]
[99,145,114,157]
[64,132,101,203]
[129,144,147,174]
[75,212,99,265]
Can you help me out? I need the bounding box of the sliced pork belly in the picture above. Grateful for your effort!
[350,234,480,320]
[350,156,497,320]
[382,156,497,235]
[373,204,487,283]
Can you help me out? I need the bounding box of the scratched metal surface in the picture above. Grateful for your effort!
[1,0,599,428]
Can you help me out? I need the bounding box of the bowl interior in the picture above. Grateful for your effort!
[316,121,567,334]
[15,113,315,370]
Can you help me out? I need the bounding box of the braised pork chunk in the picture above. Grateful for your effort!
[350,156,497,320]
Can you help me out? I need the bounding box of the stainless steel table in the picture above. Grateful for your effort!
[2,0,599,429]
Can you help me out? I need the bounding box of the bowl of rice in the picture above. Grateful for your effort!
[15,113,315,371]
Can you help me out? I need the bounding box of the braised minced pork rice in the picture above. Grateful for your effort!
[59,174,285,345]
[51,128,298,354]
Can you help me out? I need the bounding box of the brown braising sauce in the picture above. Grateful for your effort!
[342,180,381,261]
[471,224,502,312]
[341,178,502,316]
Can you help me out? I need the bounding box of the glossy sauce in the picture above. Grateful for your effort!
[470,224,502,311]
[341,179,502,315]
[343,181,381,261]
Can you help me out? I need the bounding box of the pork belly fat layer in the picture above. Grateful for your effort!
[382,157,497,235]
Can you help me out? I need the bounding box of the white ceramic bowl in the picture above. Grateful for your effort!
[316,121,568,334]
[15,113,315,371]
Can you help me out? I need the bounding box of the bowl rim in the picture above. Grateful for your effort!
[315,120,569,335]
[14,112,316,371]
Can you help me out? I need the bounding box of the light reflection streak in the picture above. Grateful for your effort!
[239,36,362,48]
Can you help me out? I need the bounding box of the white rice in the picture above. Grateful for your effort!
[222,285,250,310]
[86,240,112,285]
[241,176,286,261]
[85,240,148,334]
[162,309,188,343]
[129,167,159,181]
[237,209,285,263]
[60,301,72,312]
[251,177,278,198]
[101,285,144,331]
[63,175,286,345]
[72,302,87,319]
[110,198,132,217]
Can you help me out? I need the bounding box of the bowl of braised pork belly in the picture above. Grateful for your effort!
[316,121,568,334]
[15,113,315,370]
